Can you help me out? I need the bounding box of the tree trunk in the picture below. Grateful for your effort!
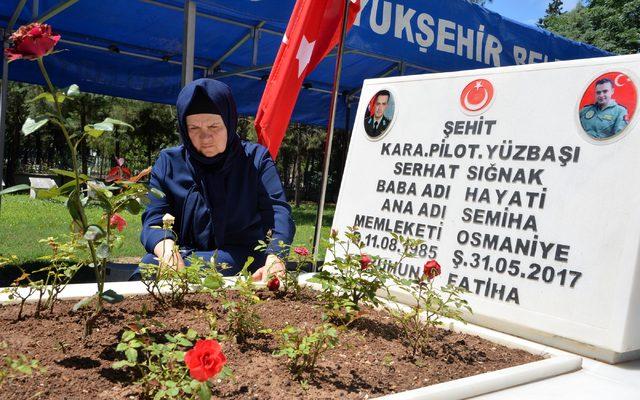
[35,134,42,167]
[114,127,120,161]
[294,132,302,207]
[147,131,152,166]
[5,126,20,185]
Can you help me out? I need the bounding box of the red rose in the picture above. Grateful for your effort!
[294,246,310,256]
[423,260,441,280]
[5,23,60,62]
[360,254,372,270]
[106,158,132,182]
[184,339,227,382]
[267,276,280,291]
[109,213,127,232]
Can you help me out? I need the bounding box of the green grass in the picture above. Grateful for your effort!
[0,194,334,265]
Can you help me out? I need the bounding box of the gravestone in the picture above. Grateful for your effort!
[331,54,640,363]
[28,177,58,199]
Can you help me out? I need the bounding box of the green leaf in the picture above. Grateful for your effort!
[116,343,128,352]
[112,360,133,369]
[66,84,80,97]
[217,365,233,380]
[57,180,77,195]
[124,198,141,214]
[203,275,223,290]
[197,382,212,400]
[125,348,138,363]
[167,387,180,397]
[84,125,105,138]
[84,225,105,241]
[22,117,49,136]
[35,187,60,199]
[103,117,134,130]
[92,121,114,132]
[96,242,110,259]
[101,289,124,304]
[175,337,192,347]
[122,330,136,342]
[66,189,84,225]
[49,168,90,181]
[0,184,31,195]
[30,91,66,104]
[186,329,198,340]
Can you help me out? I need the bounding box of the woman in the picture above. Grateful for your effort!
[140,78,295,280]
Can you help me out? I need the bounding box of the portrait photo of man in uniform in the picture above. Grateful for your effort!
[579,77,630,139]
[364,89,394,138]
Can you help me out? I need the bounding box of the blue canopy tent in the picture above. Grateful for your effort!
[0,0,609,195]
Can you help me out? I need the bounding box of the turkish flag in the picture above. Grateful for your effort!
[255,0,361,159]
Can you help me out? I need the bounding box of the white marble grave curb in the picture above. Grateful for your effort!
[0,276,582,400]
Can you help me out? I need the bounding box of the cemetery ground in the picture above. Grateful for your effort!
[0,194,334,267]
[0,288,540,399]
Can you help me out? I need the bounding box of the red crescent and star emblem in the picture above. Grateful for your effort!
[460,79,494,114]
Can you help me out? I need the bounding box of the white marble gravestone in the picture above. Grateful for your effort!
[331,54,640,363]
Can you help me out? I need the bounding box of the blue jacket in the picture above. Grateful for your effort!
[140,79,295,259]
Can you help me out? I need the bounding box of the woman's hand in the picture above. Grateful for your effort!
[252,254,286,282]
[153,239,185,270]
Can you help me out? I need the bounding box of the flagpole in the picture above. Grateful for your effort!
[312,0,351,268]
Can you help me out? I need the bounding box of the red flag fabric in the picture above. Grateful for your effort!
[255,0,361,159]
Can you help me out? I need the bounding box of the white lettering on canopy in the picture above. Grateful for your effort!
[353,0,560,67]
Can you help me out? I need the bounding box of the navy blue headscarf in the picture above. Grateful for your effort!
[176,79,241,247]
[176,78,240,169]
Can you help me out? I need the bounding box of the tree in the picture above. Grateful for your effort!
[541,0,640,55]
[538,0,564,28]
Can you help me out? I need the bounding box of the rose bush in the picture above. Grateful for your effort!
[1,22,155,334]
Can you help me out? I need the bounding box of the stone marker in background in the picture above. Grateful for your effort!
[28,177,58,199]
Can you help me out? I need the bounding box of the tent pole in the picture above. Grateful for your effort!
[181,0,196,87]
[0,31,9,210]
[312,0,350,267]
[37,0,78,23]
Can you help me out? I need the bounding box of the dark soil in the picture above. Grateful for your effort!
[0,289,541,399]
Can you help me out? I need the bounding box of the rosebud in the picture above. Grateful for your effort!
[162,213,175,229]
[423,260,441,280]
[267,276,280,291]
[294,246,310,256]
[330,229,338,239]
[360,254,372,270]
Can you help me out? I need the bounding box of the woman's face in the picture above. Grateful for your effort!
[186,113,227,157]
